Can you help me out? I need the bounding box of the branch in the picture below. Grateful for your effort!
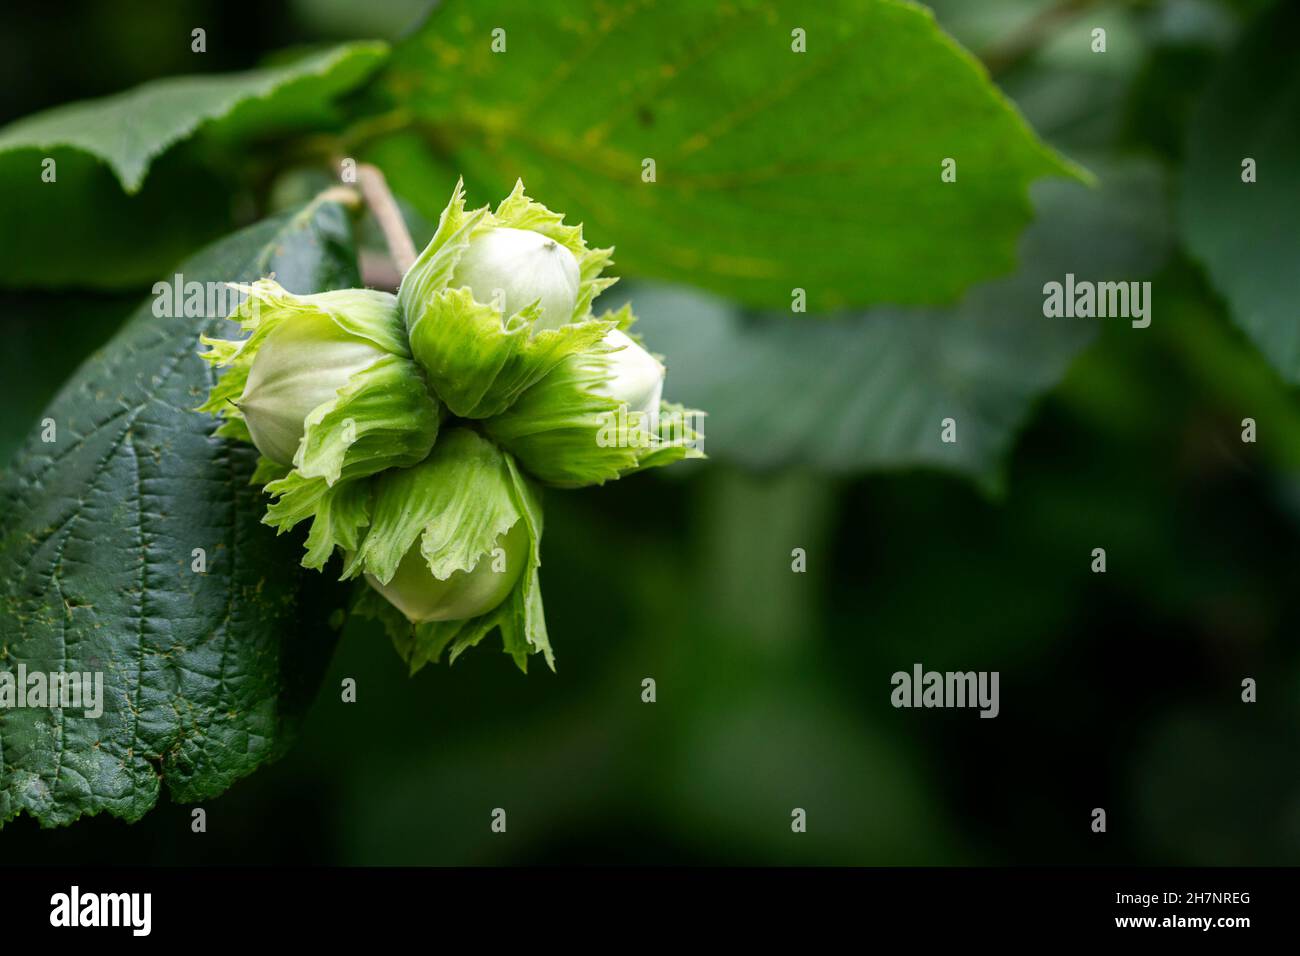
[355,163,416,275]
[979,0,1099,77]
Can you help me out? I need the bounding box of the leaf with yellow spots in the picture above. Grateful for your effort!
[367,0,1082,312]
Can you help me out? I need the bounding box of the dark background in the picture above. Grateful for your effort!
[1,0,1297,865]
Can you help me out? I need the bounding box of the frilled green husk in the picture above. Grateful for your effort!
[195,183,708,674]
[261,470,373,571]
[347,428,551,673]
[396,179,618,418]
[198,279,441,485]
[484,305,706,487]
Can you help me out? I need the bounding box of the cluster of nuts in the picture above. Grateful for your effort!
[199,181,703,671]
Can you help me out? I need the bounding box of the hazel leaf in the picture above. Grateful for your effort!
[0,196,359,829]
[0,42,389,194]
[373,0,1082,311]
[1179,2,1300,383]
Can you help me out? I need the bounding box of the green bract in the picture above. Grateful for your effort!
[198,180,704,672]
[199,279,441,483]
[396,179,617,419]
[241,311,388,467]
[485,307,705,487]
[348,428,550,672]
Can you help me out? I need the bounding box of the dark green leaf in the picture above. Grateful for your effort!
[0,195,358,828]
[0,147,232,290]
[371,0,1080,311]
[616,159,1170,488]
[1180,3,1300,382]
[0,291,132,468]
[0,42,387,193]
[0,42,386,290]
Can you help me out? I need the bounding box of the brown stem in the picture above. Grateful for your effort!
[980,0,1101,77]
[355,163,416,275]
[358,249,405,291]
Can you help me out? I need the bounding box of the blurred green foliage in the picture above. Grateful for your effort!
[0,42,387,288]
[1,0,1297,863]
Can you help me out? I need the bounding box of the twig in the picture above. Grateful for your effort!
[980,0,1101,76]
[358,249,405,291]
[355,163,416,275]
